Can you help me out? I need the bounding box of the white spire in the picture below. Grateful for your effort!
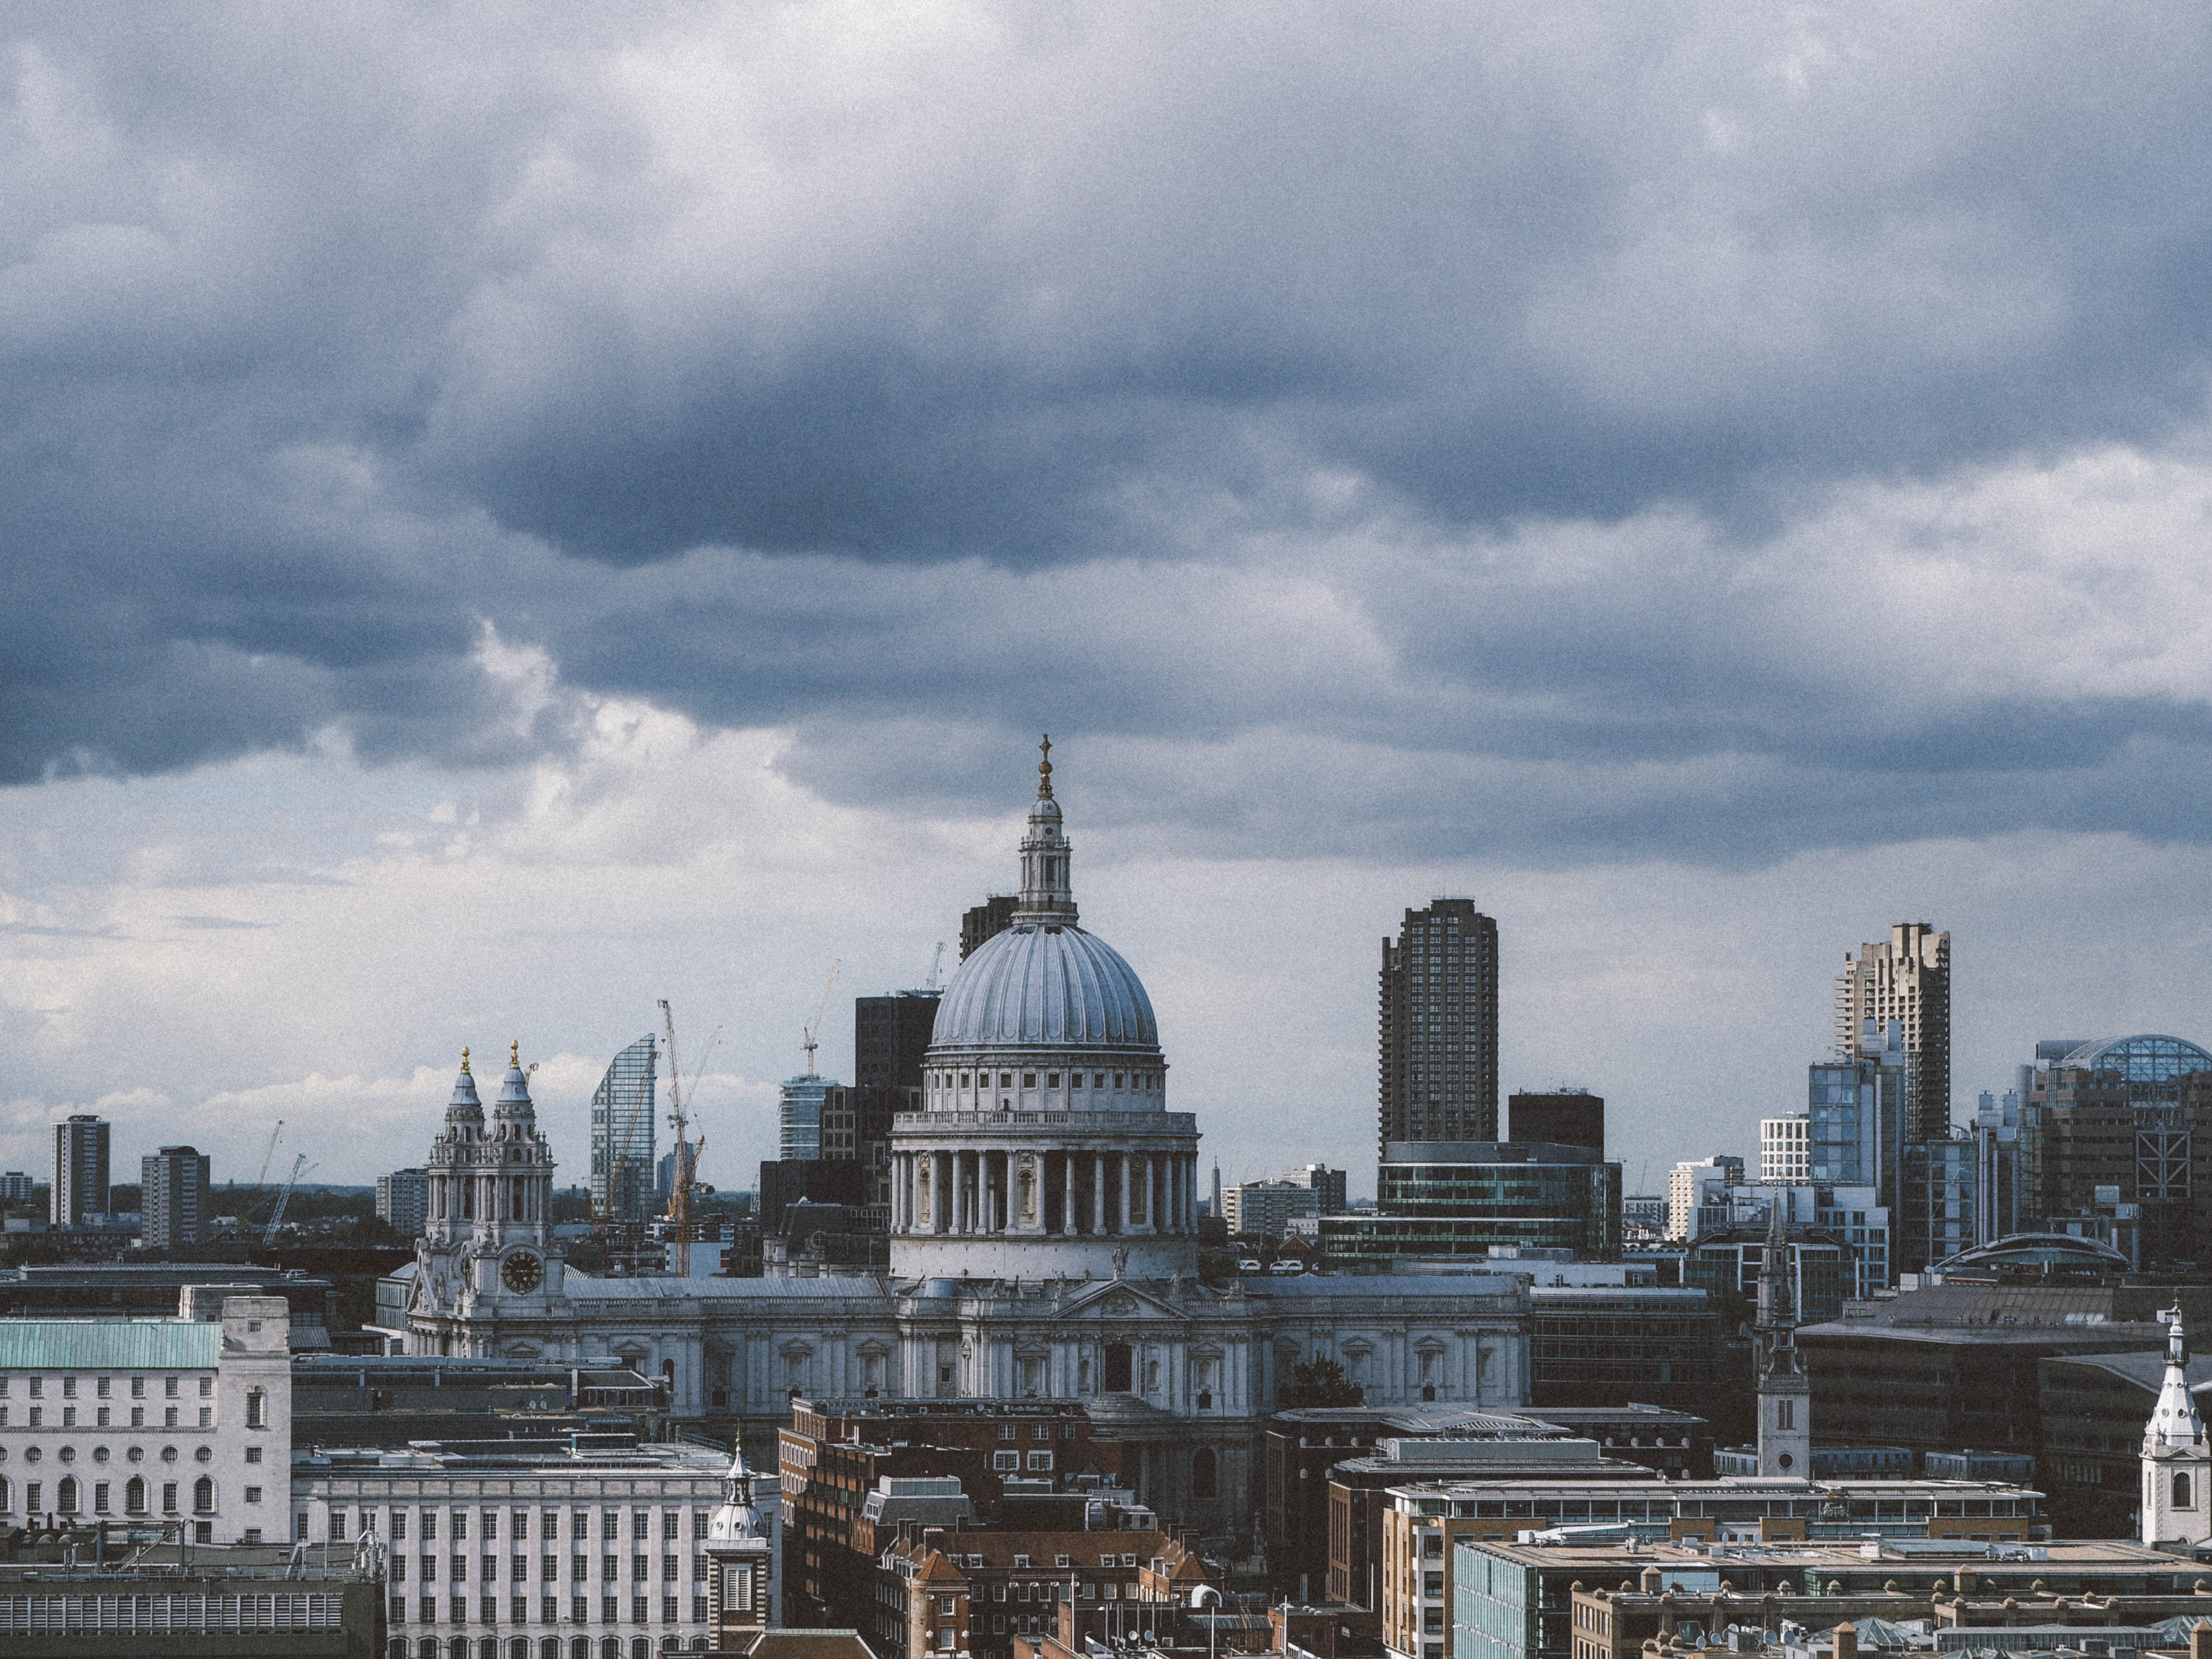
[2141,1307,2211,1547]
[2148,1308,2206,1453]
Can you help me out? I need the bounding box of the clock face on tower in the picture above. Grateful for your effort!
[500,1251,543,1294]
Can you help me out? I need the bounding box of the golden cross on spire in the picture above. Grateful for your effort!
[510,1039,520,1069]
[1038,733,1053,796]
[460,1046,471,1074]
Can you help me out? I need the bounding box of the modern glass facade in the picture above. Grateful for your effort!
[779,1075,837,1162]
[589,1034,656,1227]
[1324,1142,1622,1265]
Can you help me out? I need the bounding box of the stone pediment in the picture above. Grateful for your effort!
[1057,1280,1188,1324]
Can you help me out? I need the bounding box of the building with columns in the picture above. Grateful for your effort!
[395,745,1532,1543]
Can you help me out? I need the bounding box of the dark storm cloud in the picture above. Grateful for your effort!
[10,1,2212,864]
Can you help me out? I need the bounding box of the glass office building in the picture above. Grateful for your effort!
[589,1034,657,1227]
[1322,1141,1623,1266]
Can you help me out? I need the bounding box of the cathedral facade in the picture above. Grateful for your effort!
[397,746,1532,1536]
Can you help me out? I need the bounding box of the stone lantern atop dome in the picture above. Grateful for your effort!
[888,741,1201,1282]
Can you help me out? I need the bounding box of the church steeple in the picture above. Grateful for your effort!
[1012,733,1078,926]
[1754,1190,1811,1478]
[705,1439,775,1643]
[2141,1307,2210,1546]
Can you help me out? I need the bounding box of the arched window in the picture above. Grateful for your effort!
[247,1389,266,1430]
[57,1477,79,1514]
[1191,1447,1217,1500]
[600,1640,624,1659]
[632,1643,652,1659]
[125,1477,145,1515]
[0,1476,9,1513]
[2177,1471,2196,1510]
[389,1642,409,1659]
[570,1642,591,1659]
[511,1641,530,1659]
[481,1641,499,1659]
[420,1642,443,1659]
[193,1476,214,1514]
[1104,1344,1133,1393]
[541,1642,562,1659]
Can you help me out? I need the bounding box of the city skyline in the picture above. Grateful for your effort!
[11,11,2212,1201]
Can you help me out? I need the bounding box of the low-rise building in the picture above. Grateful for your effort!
[779,1398,1100,1627]
[2039,1347,2212,1537]
[290,1353,666,1448]
[1526,1287,1728,1428]
[0,1291,290,1541]
[1559,1539,2212,1659]
[0,1532,383,1656]
[0,1262,341,1349]
[884,1519,1210,1659]
[1801,1281,2189,1467]
[290,1431,749,1657]
[1392,1478,2047,1659]
[1226,1182,1324,1243]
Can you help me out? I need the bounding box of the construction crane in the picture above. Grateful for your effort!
[925,941,946,992]
[801,957,842,1076]
[251,1121,284,1206]
[658,999,709,1276]
[263,1153,314,1246]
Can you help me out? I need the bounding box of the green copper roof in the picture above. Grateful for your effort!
[0,1320,222,1370]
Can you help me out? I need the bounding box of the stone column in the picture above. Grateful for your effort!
[1119,1154,1133,1232]
[1094,1153,1108,1234]
[1063,1152,1078,1235]
[1142,1155,1156,1234]
[938,1153,952,1236]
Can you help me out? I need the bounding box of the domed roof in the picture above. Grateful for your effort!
[930,923,1159,1054]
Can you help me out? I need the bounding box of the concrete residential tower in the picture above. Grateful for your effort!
[1379,900,1500,1154]
[1836,923,1951,1142]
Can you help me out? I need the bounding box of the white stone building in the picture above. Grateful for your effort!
[396,745,1532,1538]
[0,1290,290,1540]
[292,1435,758,1659]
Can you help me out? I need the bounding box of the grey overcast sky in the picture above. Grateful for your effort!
[6,2,2212,1197]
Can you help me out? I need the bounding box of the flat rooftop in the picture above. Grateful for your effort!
[1464,1538,2169,1570]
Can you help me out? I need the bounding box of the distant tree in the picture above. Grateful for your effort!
[1278,1357,1362,1408]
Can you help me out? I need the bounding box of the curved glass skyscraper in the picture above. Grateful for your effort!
[590,1034,656,1226]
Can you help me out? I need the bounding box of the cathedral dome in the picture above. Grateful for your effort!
[931,922,1158,1054]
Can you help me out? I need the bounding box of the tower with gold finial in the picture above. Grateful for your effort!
[415,1040,562,1330]
[2141,1307,2210,1546]
[1013,733,1078,927]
